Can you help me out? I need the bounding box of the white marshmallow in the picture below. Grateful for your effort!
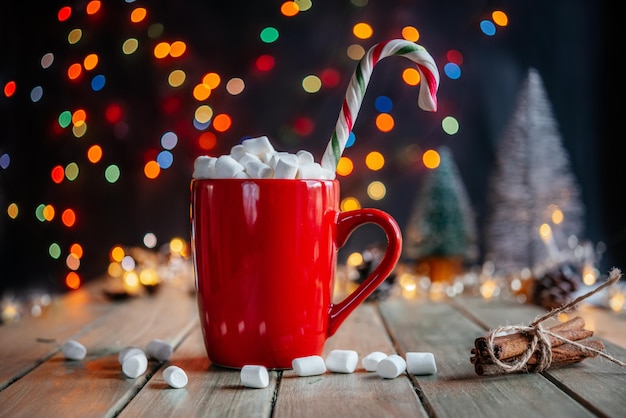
[244,160,274,179]
[215,155,244,178]
[240,365,269,388]
[325,349,358,373]
[361,351,387,372]
[273,155,299,179]
[193,156,216,179]
[377,354,406,379]
[406,352,437,375]
[292,355,326,377]
[296,150,315,165]
[296,162,323,179]
[230,144,247,160]
[146,339,173,362]
[62,339,86,360]
[236,152,262,166]
[163,365,188,389]
[118,346,145,364]
[242,136,275,157]
[122,352,148,378]
[320,167,336,180]
[234,170,251,179]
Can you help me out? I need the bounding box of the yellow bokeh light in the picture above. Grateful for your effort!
[336,156,353,176]
[170,237,185,254]
[539,223,552,239]
[551,208,564,224]
[341,197,361,211]
[122,38,139,55]
[401,26,420,42]
[107,262,123,278]
[68,29,82,45]
[353,22,373,39]
[346,44,365,61]
[375,113,394,132]
[72,122,87,138]
[139,268,159,286]
[365,151,385,170]
[302,75,322,93]
[168,69,186,88]
[422,149,440,168]
[7,202,19,219]
[367,181,386,200]
[346,252,363,267]
[43,204,55,221]
[195,105,214,124]
[402,67,421,86]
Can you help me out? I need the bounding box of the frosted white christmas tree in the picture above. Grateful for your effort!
[485,68,585,275]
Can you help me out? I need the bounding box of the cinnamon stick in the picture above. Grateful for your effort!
[474,316,592,360]
[470,340,604,375]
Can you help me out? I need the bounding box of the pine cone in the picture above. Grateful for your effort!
[355,243,396,301]
[532,264,581,310]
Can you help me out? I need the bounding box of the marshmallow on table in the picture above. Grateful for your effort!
[406,352,437,375]
[361,351,387,372]
[122,352,148,378]
[292,355,326,377]
[163,365,188,389]
[61,339,87,360]
[241,365,269,389]
[118,346,145,364]
[146,338,173,362]
[377,354,406,379]
[325,349,358,373]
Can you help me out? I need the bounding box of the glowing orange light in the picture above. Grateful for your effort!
[202,72,221,89]
[492,10,509,26]
[51,165,65,183]
[401,26,419,42]
[365,151,385,170]
[130,7,147,23]
[144,160,161,179]
[67,63,83,81]
[72,109,87,126]
[4,81,16,98]
[402,68,421,85]
[170,41,186,57]
[87,145,103,163]
[154,42,171,59]
[213,114,232,132]
[110,246,125,262]
[198,132,217,150]
[70,243,83,258]
[83,53,98,70]
[65,272,81,290]
[353,22,373,39]
[375,113,394,132]
[280,1,299,16]
[423,149,441,169]
[43,204,55,221]
[58,6,72,22]
[86,1,101,15]
[193,84,211,101]
[255,55,275,72]
[62,209,76,227]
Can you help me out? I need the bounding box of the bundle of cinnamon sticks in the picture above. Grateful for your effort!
[470,316,604,376]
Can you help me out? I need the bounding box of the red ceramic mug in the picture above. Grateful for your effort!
[191,178,402,369]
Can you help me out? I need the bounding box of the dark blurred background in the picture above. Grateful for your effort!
[0,0,622,296]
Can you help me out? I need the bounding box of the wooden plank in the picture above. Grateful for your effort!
[274,302,429,418]
[379,297,597,418]
[0,281,118,390]
[457,296,626,417]
[0,283,198,418]
[117,326,278,418]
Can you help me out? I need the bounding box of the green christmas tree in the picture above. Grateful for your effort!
[404,146,478,277]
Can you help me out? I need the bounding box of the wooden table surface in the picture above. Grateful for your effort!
[1,275,625,418]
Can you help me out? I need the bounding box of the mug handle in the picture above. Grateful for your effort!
[327,208,402,337]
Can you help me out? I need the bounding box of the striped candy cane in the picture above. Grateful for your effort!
[320,39,440,173]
